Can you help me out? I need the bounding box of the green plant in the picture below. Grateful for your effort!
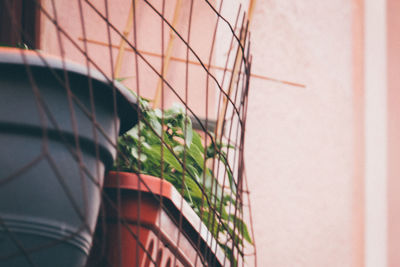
[0,43,30,49]
[114,96,252,262]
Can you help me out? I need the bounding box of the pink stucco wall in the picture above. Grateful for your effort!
[245,1,359,266]
[387,0,400,266]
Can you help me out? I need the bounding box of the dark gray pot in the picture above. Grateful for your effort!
[0,49,138,266]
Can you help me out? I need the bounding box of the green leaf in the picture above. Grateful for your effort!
[173,145,184,155]
[154,108,163,118]
[201,211,219,237]
[181,116,193,148]
[215,152,237,194]
[184,175,203,201]
[192,131,204,153]
[159,146,183,172]
[228,215,253,244]
[227,225,244,246]
[115,76,135,82]
[130,146,147,162]
[223,194,237,206]
[126,126,139,139]
[150,118,162,136]
[186,164,200,182]
[183,179,194,206]
[187,142,204,169]
[219,243,238,267]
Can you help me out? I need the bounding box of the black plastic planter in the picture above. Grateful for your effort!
[0,48,138,266]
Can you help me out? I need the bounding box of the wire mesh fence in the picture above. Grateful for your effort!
[0,0,256,266]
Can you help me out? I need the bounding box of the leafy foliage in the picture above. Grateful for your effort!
[114,96,252,261]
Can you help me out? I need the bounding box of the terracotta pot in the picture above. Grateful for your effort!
[0,48,138,266]
[87,171,227,267]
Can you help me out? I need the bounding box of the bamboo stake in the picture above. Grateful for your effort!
[152,0,182,109]
[215,0,256,139]
[247,0,257,23]
[114,0,136,78]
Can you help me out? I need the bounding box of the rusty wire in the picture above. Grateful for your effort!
[0,0,256,266]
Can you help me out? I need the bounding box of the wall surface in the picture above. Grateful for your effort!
[387,0,400,265]
[244,1,357,266]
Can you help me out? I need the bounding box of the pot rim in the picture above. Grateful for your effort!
[0,47,139,134]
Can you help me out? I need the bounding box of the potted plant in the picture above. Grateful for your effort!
[0,48,138,266]
[88,96,252,266]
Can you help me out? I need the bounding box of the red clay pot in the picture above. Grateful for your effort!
[87,171,227,267]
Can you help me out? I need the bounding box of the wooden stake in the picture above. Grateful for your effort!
[114,0,136,78]
[215,0,256,139]
[152,0,182,109]
[79,36,305,87]
[247,0,257,23]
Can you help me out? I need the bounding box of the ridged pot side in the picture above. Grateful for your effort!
[0,49,138,267]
